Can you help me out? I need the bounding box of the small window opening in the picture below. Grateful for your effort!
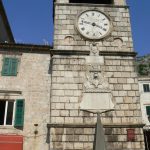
[143,84,150,92]
[0,100,14,125]
[69,0,113,4]
[146,106,150,122]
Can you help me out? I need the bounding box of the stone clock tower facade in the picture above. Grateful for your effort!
[48,0,145,149]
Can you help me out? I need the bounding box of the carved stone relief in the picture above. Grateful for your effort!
[104,37,124,50]
[64,36,74,45]
[89,43,99,56]
[80,64,115,113]
[84,65,110,93]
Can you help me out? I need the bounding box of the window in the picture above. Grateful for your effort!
[146,106,150,115]
[1,57,18,76]
[0,99,25,127]
[69,0,113,4]
[0,100,15,125]
[146,106,150,122]
[143,84,150,92]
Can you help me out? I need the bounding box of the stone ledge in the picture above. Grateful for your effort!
[54,3,129,9]
[0,90,22,94]
[51,49,137,57]
[47,123,145,128]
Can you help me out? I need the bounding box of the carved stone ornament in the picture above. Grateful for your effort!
[83,64,109,92]
[89,42,99,56]
[64,36,74,45]
[80,64,115,113]
[112,38,123,49]
[104,37,124,49]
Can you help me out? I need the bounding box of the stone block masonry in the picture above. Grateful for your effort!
[54,3,133,52]
[48,125,144,150]
[50,55,145,150]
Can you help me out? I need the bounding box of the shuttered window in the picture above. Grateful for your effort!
[14,99,25,127]
[1,57,18,76]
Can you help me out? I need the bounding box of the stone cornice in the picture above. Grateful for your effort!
[47,123,145,128]
[0,43,137,57]
[0,90,22,94]
[0,43,52,54]
[51,49,137,57]
[54,3,129,9]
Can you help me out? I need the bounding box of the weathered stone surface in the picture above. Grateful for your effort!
[0,53,51,150]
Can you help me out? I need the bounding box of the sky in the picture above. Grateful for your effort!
[3,0,150,56]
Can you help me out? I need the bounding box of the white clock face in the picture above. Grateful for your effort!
[76,10,111,40]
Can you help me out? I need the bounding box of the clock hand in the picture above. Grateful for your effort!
[93,23,105,30]
[95,24,103,29]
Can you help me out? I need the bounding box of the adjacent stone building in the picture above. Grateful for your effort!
[0,0,146,150]
[136,55,150,150]
[0,43,52,150]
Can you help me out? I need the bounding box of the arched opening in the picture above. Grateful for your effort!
[69,0,113,4]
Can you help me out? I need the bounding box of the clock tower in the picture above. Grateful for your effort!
[49,0,145,149]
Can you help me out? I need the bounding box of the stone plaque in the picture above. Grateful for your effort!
[85,56,104,64]
[80,92,114,113]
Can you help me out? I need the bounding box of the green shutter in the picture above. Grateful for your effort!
[14,99,25,127]
[146,106,150,115]
[1,58,11,75]
[10,58,18,76]
[1,57,18,76]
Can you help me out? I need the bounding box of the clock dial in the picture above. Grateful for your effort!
[76,10,111,40]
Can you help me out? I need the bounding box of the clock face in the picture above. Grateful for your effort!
[76,10,111,40]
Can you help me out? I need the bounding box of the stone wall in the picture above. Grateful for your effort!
[54,4,133,52]
[49,55,145,149]
[50,126,144,150]
[0,51,51,150]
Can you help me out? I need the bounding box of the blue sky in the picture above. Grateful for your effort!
[3,0,150,56]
